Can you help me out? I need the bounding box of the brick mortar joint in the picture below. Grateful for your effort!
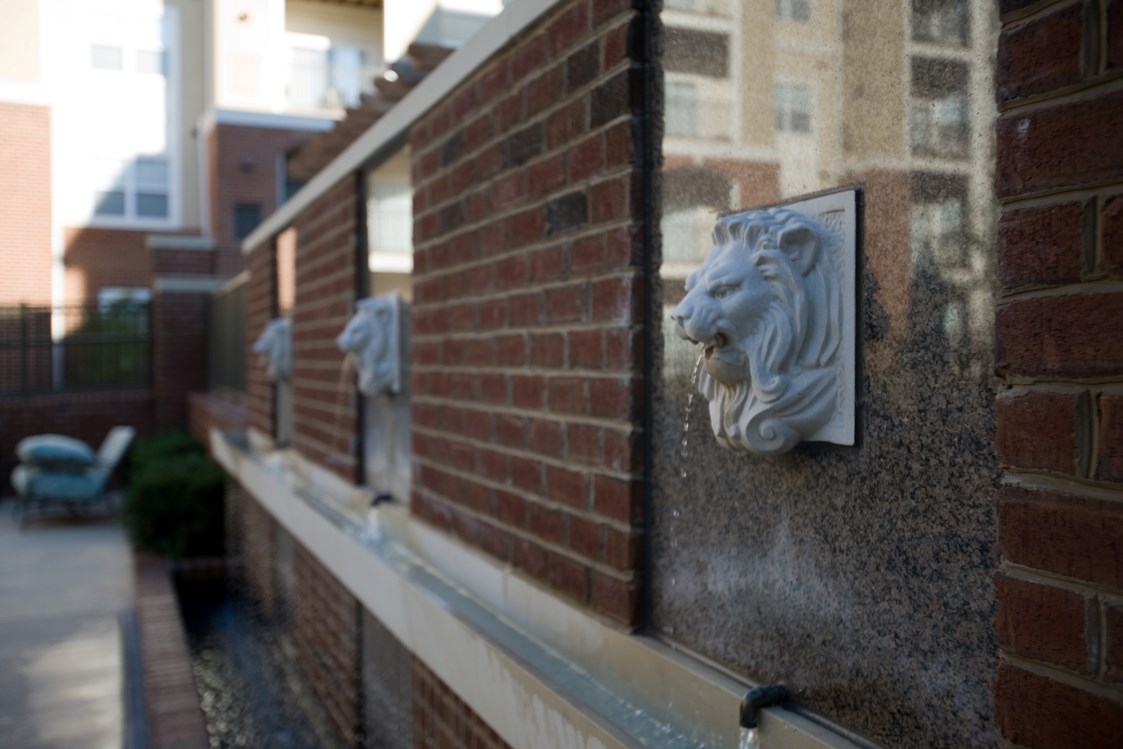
[413,428,642,492]
[414,251,642,283]
[1000,471,1123,505]
[999,374,1123,390]
[1000,652,1123,702]
[1000,0,1090,25]
[1000,561,1123,600]
[1000,464,1123,495]
[996,278,1123,301]
[412,30,642,162]
[413,321,645,340]
[415,492,640,580]
[415,162,641,226]
[413,400,643,430]
[996,70,1123,117]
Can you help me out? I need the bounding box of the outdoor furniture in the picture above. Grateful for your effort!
[10,426,136,521]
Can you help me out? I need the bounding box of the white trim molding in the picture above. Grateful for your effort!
[153,275,227,293]
[147,234,216,251]
[204,106,340,133]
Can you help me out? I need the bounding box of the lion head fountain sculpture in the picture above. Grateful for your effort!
[671,206,848,455]
[252,317,293,383]
[336,294,402,397]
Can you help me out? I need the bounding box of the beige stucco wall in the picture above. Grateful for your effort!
[0,0,41,84]
[174,0,207,230]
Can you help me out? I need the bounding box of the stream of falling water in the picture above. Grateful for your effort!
[739,727,760,749]
[679,353,705,480]
[668,353,705,600]
[334,352,356,457]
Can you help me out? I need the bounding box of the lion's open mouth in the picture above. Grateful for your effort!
[703,332,728,358]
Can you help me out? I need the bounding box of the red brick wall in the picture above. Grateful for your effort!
[212,123,311,277]
[408,0,647,626]
[994,1,1123,745]
[152,247,213,276]
[151,290,210,431]
[290,178,360,481]
[0,102,52,306]
[292,541,361,745]
[413,660,513,749]
[64,227,152,307]
[245,243,277,439]
[229,482,278,618]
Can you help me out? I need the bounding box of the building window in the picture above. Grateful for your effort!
[911,0,969,46]
[135,157,169,218]
[91,45,123,70]
[777,0,812,22]
[89,10,166,77]
[286,34,370,110]
[665,81,699,137]
[909,174,968,268]
[234,203,263,240]
[98,287,151,312]
[775,82,813,133]
[91,156,168,219]
[910,58,969,159]
[79,5,175,226]
[664,28,729,78]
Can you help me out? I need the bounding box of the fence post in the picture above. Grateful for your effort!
[148,300,155,389]
[20,304,28,395]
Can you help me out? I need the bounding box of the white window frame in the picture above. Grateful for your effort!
[775,81,814,134]
[776,0,812,23]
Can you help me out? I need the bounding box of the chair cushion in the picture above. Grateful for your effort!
[16,434,96,472]
[11,466,101,502]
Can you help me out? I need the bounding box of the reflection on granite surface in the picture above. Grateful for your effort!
[654,2,999,747]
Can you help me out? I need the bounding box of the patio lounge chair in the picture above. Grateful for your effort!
[10,426,136,520]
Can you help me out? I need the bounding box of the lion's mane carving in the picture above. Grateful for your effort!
[671,207,842,454]
[253,317,292,383]
[336,295,402,397]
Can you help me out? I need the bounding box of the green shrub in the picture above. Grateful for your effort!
[129,429,205,472]
[124,434,224,559]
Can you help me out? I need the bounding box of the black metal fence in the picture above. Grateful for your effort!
[0,302,152,395]
[208,280,246,395]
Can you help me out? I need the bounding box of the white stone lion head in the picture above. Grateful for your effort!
[671,207,842,454]
[253,317,292,383]
[336,295,401,397]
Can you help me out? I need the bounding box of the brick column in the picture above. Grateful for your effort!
[994,1,1123,745]
[151,283,214,431]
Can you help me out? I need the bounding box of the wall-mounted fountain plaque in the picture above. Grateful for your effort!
[336,294,402,397]
[253,317,293,383]
[671,189,856,455]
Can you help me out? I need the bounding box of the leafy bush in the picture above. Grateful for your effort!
[124,433,225,559]
[129,430,205,472]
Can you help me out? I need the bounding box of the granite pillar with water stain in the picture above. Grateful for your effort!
[652,2,1000,747]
